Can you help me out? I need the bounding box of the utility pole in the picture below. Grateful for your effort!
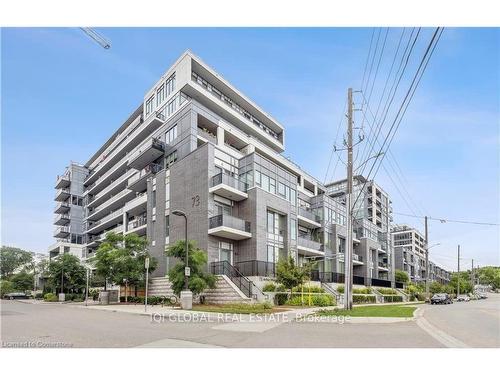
[424,215,429,299]
[471,259,474,289]
[457,245,460,297]
[344,87,354,310]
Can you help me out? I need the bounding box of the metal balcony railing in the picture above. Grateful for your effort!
[210,173,248,192]
[235,260,276,277]
[209,214,251,233]
[53,226,70,237]
[128,137,165,164]
[128,163,163,186]
[128,216,147,230]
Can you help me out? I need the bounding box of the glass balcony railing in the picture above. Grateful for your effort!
[209,214,251,233]
[298,235,322,251]
[298,207,321,223]
[211,173,248,192]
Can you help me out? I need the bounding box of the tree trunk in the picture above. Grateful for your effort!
[125,282,128,303]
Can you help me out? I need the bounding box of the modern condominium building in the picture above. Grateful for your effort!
[392,224,451,284]
[51,50,396,292]
[50,162,88,260]
[325,176,394,284]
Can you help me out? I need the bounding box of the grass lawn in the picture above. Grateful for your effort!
[192,303,288,314]
[316,304,418,318]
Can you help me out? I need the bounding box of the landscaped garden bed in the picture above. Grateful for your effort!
[315,304,418,318]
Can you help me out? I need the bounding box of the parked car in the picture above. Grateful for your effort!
[430,293,453,304]
[478,292,488,299]
[3,292,29,300]
[456,294,470,302]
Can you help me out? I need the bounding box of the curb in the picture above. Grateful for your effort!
[414,306,469,348]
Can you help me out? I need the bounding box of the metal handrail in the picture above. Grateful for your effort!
[209,214,251,233]
[209,261,254,299]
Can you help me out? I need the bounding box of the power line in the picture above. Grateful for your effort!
[356,28,420,181]
[393,212,499,226]
[352,28,441,211]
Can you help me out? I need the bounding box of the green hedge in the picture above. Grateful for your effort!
[274,285,288,306]
[353,287,372,294]
[120,295,177,305]
[43,293,58,302]
[382,295,403,303]
[291,285,325,293]
[353,294,376,304]
[287,294,335,307]
[376,288,397,295]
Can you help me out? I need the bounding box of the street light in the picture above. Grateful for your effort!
[172,210,192,310]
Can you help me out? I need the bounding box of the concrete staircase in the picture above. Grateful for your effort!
[322,283,344,305]
[201,275,253,304]
[148,276,252,304]
[147,277,175,297]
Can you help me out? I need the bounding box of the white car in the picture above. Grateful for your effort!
[456,295,470,302]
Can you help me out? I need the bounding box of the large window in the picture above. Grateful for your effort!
[165,151,178,168]
[156,84,165,106]
[290,218,297,240]
[165,124,178,144]
[145,96,154,116]
[255,170,296,205]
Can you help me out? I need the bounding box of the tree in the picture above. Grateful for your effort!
[449,272,473,295]
[395,270,409,284]
[10,271,34,292]
[0,280,14,298]
[0,246,33,278]
[165,240,215,296]
[429,281,443,294]
[91,232,157,296]
[276,256,311,291]
[48,254,86,294]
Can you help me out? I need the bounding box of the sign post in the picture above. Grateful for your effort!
[144,257,150,312]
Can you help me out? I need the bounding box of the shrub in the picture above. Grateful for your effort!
[337,285,344,293]
[353,294,376,304]
[382,295,403,303]
[44,293,58,302]
[274,284,288,306]
[291,285,325,293]
[262,283,276,292]
[353,287,371,294]
[287,294,335,307]
[376,288,397,295]
[35,292,44,299]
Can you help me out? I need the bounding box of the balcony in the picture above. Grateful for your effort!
[297,207,322,228]
[297,235,323,255]
[54,213,70,226]
[125,216,147,236]
[197,127,217,144]
[54,201,70,214]
[353,253,364,265]
[85,112,165,186]
[124,193,147,216]
[87,189,133,222]
[208,214,251,240]
[55,174,71,189]
[209,173,248,201]
[86,158,128,196]
[127,163,163,192]
[55,187,71,202]
[378,261,389,271]
[87,225,124,247]
[86,208,124,234]
[87,169,135,208]
[54,226,70,238]
[128,137,166,170]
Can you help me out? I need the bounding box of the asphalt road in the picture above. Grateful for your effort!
[418,292,500,348]
[1,294,498,348]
